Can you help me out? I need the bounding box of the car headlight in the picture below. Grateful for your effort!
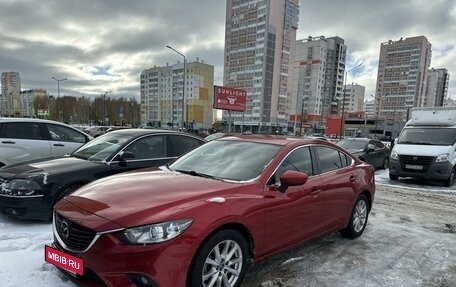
[436,153,450,162]
[117,219,193,244]
[390,150,398,160]
[0,179,43,197]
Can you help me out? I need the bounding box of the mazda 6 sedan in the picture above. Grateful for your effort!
[51,135,375,287]
[0,129,204,220]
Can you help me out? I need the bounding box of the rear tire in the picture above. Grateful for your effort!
[340,194,369,239]
[189,229,248,287]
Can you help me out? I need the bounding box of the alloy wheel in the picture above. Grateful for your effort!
[353,199,368,233]
[202,239,243,287]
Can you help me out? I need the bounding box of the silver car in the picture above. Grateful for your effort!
[0,118,92,167]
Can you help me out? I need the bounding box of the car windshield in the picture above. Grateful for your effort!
[169,140,282,181]
[337,140,367,151]
[71,133,134,161]
[397,128,456,146]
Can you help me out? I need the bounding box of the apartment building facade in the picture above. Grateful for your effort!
[343,83,365,113]
[424,68,449,107]
[1,71,21,116]
[291,36,346,132]
[140,59,214,130]
[374,36,432,121]
[19,89,48,117]
[223,0,300,133]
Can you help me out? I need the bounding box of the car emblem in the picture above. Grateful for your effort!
[413,156,418,161]
[61,220,70,238]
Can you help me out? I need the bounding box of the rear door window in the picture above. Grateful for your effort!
[315,146,351,173]
[168,135,203,157]
[124,135,167,160]
[0,122,43,140]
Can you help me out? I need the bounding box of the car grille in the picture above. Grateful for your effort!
[55,212,96,252]
[399,155,435,173]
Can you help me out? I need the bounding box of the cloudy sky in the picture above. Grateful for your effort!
[0,0,455,102]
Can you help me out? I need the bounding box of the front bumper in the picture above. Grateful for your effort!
[0,195,52,220]
[52,213,196,287]
[389,158,453,180]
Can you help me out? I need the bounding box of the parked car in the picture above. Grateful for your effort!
[0,129,205,220]
[50,135,375,287]
[337,137,390,169]
[82,125,111,137]
[0,117,92,167]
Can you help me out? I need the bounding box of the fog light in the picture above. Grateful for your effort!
[127,274,158,287]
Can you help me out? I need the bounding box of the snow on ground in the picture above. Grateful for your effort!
[0,170,455,287]
[0,219,73,287]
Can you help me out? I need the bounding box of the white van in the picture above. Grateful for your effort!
[389,107,456,186]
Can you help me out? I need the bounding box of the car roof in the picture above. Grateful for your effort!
[107,128,204,138]
[340,137,372,142]
[216,134,333,147]
[0,117,69,125]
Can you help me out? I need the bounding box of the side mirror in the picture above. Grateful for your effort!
[367,144,375,153]
[280,170,309,187]
[118,151,136,160]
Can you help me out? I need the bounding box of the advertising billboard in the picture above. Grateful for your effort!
[214,86,246,112]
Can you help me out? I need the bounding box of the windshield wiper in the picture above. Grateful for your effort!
[71,154,87,160]
[399,141,433,145]
[174,169,216,179]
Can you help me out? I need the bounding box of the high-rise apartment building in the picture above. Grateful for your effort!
[364,99,375,117]
[223,0,300,132]
[374,36,432,121]
[20,89,48,117]
[291,36,346,131]
[424,68,450,107]
[140,59,214,130]
[343,83,365,113]
[1,71,21,116]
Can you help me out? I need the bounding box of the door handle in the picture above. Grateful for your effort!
[2,141,15,144]
[53,143,65,147]
[310,188,321,195]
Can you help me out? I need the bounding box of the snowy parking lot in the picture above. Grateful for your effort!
[0,169,455,287]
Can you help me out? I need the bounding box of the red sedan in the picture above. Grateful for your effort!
[50,135,375,287]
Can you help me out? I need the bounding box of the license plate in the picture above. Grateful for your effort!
[45,245,84,275]
[405,164,423,170]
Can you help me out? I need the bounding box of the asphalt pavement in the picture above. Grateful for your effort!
[241,171,456,287]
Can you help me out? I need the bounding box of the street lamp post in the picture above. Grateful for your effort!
[51,77,68,99]
[372,93,387,138]
[166,45,186,130]
[103,91,112,126]
[374,95,380,137]
[52,77,67,122]
[339,61,364,140]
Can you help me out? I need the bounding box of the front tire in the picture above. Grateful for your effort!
[382,157,389,170]
[340,194,369,239]
[189,229,249,287]
[444,167,456,187]
[55,184,82,205]
[389,173,399,180]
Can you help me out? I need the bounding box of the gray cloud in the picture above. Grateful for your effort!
[0,0,455,102]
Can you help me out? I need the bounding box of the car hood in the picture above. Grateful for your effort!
[393,144,452,156]
[0,157,100,179]
[346,149,365,155]
[65,169,242,227]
